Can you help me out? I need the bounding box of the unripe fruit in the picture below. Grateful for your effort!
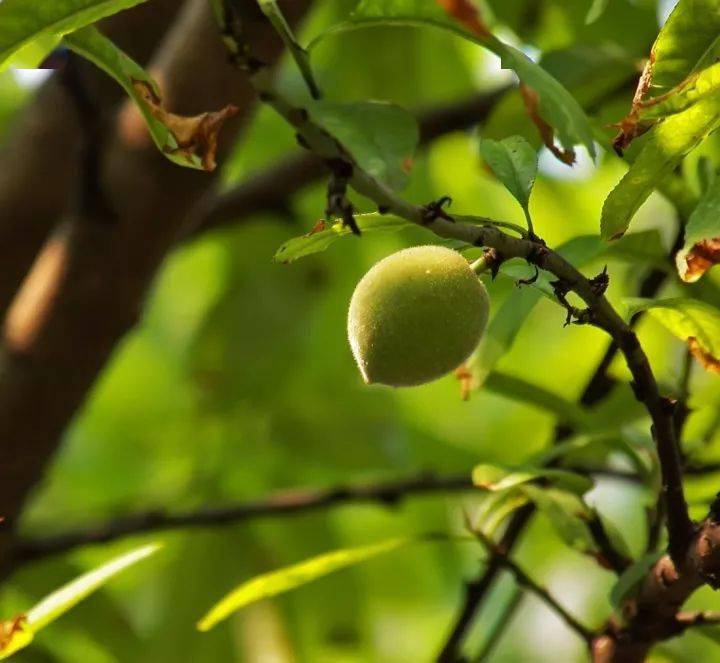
[348,245,490,387]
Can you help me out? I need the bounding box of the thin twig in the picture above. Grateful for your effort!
[471,529,595,645]
[13,473,473,564]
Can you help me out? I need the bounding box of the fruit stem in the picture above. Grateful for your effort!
[470,256,490,275]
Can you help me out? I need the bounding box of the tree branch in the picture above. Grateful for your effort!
[184,88,510,238]
[217,12,705,663]
[0,0,314,578]
[472,529,595,646]
[0,0,184,320]
[11,473,474,565]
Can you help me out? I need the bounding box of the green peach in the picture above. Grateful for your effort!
[348,245,490,387]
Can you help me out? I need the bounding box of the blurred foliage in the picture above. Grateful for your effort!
[3,0,720,661]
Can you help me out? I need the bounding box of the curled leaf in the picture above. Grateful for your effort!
[132,80,238,172]
[689,337,720,373]
[676,171,720,282]
[64,27,238,172]
[678,238,720,283]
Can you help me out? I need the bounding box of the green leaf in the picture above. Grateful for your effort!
[585,0,609,24]
[0,543,160,660]
[539,431,655,483]
[601,94,720,239]
[625,297,720,370]
[309,0,595,159]
[307,100,419,191]
[64,27,236,171]
[257,0,320,98]
[610,551,662,606]
[472,464,593,495]
[484,372,592,430]
[273,213,408,263]
[0,0,149,69]
[479,136,538,211]
[463,287,541,389]
[460,231,658,395]
[651,0,720,93]
[520,484,596,552]
[638,62,720,122]
[197,538,418,631]
[676,170,720,282]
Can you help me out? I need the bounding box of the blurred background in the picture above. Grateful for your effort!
[3,0,720,660]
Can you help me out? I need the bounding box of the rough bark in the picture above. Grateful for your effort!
[0,0,312,574]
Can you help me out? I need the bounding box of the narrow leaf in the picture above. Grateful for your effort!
[274,213,408,263]
[479,136,537,210]
[64,27,238,171]
[0,0,149,69]
[585,0,609,24]
[601,94,720,239]
[484,372,592,430]
[613,0,720,149]
[307,100,419,191]
[198,538,416,631]
[625,297,720,372]
[677,171,720,282]
[651,0,720,92]
[472,464,593,496]
[0,543,160,660]
[309,0,595,159]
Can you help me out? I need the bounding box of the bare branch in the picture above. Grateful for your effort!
[12,473,473,565]
[471,529,595,645]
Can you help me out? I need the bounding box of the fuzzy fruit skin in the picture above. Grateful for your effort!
[348,245,489,387]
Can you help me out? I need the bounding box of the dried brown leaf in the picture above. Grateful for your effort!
[520,84,576,165]
[304,220,326,236]
[435,0,491,39]
[131,79,239,171]
[689,336,720,373]
[0,616,27,651]
[612,56,654,154]
[678,237,720,282]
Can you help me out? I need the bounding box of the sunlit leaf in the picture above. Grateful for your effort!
[0,544,160,659]
[676,171,720,282]
[601,94,720,239]
[308,0,595,159]
[307,100,419,191]
[64,26,238,171]
[472,464,593,495]
[478,135,537,211]
[198,538,422,631]
[625,297,720,372]
[0,0,149,69]
[651,0,720,93]
[273,213,409,263]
